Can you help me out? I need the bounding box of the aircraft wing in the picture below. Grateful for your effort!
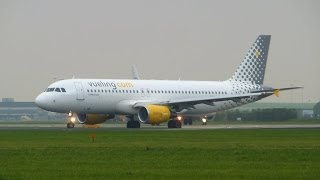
[133,87,302,111]
[133,92,273,111]
[158,92,270,107]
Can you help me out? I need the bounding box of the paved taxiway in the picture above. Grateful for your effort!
[0,123,320,130]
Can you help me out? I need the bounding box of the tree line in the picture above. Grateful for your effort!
[214,108,298,121]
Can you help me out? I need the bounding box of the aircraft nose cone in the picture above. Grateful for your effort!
[35,93,48,109]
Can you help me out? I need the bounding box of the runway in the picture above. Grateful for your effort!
[0,123,320,130]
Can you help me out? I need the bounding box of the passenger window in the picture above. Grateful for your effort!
[55,88,61,92]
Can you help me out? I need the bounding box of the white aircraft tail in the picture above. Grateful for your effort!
[131,65,140,80]
[230,35,271,85]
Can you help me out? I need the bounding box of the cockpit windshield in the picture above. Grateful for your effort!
[46,87,66,93]
[46,88,55,92]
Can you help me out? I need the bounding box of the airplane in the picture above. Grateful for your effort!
[35,35,301,128]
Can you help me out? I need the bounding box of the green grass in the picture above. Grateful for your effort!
[207,118,320,125]
[0,129,320,179]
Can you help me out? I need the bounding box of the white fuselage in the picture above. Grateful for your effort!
[35,79,263,117]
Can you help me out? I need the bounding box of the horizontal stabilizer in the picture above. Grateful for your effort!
[251,87,303,97]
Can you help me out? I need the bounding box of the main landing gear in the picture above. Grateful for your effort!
[168,119,182,128]
[126,116,140,128]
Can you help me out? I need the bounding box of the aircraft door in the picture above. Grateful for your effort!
[74,82,85,100]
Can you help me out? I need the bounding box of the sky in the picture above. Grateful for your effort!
[0,0,319,102]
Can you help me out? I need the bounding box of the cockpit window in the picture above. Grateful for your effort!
[46,88,55,92]
[55,88,61,92]
[61,88,66,92]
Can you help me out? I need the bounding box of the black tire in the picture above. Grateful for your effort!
[184,118,192,125]
[67,123,74,128]
[127,121,133,128]
[168,120,174,128]
[175,120,182,128]
[127,121,140,128]
[183,120,188,125]
[134,121,140,128]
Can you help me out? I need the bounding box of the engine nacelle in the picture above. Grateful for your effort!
[77,114,115,124]
[138,105,173,124]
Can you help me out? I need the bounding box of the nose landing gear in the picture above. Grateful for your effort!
[67,122,75,128]
[67,111,76,128]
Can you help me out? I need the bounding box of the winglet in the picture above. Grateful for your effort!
[275,87,304,97]
[132,65,140,80]
[273,89,280,97]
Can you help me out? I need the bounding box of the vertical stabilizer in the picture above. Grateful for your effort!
[230,35,271,85]
[132,65,140,80]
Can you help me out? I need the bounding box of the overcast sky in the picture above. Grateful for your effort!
[0,0,319,102]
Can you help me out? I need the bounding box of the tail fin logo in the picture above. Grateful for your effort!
[255,50,260,58]
[230,35,271,85]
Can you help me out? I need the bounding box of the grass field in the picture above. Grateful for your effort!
[0,129,320,179]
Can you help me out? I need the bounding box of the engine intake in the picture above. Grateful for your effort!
[77,114,115,124]
[138,105,174,124]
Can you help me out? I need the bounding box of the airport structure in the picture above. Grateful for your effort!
[0,98,317,120]
[236,102,316,118]
[0,98,65,121]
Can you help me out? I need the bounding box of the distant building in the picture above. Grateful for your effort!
[2,98,15,103]
[0,102,65,120]
[235,102,316,118]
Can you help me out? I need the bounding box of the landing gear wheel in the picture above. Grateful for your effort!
[168,120,182,128]
[183,118,192,125]
[67,122,75,128]
[175,120,182,128]
[127,120,140,128]
[168,120,174,128]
